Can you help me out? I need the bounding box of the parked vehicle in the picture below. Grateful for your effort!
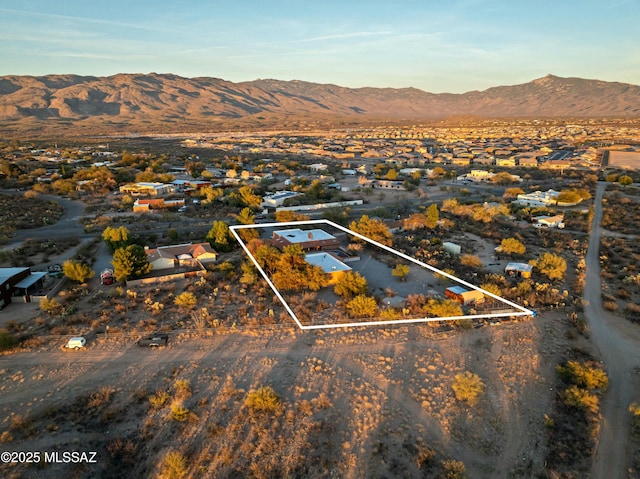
[100,269,114,285]
[137,333,169,348]
[65,337,86,350]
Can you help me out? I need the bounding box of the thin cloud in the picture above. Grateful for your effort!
[0,7,179,33]
[298,31,393,43]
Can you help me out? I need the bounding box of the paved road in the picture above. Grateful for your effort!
[586,182,640,479]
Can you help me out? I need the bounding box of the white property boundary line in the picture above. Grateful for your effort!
[229,220,534,330]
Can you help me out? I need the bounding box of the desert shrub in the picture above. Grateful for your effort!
[603,300,619,312]
[556,361,609,391]
[40,297,62,315]
[630,402,640,431]
[442,459,467,479]
[174,292,197,309]
[416,446,436,468]
[162,450,188,479]
[169,403,191,422]
[245,386,281,415]
[345,295,378,318]
[174,379,191,400]
[452,371,484,406]
[88,386,115,409]
[459,254,483,268]
[0,431,13,443]
[499,237,526,255]
[562,385,599,414]
[150,390,170,409]
[0,330,18,351]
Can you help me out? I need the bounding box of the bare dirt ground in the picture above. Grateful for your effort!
[585,182,640,479]
[0,312,567,478]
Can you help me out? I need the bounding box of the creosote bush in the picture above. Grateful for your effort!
[245,386,281,414]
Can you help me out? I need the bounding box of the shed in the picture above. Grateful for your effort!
[443,242,461,255]
[505,262,533,279]
[445,286,484,305]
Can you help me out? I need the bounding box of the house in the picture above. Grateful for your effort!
[445,286,484,305]
[0,267,48,307]
[262,191,303,208]
[517,156,539,167]
[119,182,174,196]
[505,262,533,278]
[310,163,329,173]
[133,198,185,213]
[272,229,340,251]
[145,243,217,271]
[514,190,560,207]
[172,179,212,191]
[536,214,565,228]
[304,252,351,284]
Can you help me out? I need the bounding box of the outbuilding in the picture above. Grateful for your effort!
[445,286,485,305]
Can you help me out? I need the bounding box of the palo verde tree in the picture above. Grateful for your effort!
[206,221,233,252]
[102,226,131,253]
[334,271,368,298]
[530,252,566,281]
[62,259,95,283]
[499,237,526,256]
[349,215,393,246]
[111,244,152,282]
[271,244,327,292]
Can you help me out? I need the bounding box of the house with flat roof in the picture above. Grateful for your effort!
[262,191,303,208]
[505,262,533,279]
[119,182,174,196]
[305,252,351,284]
[0,267,48,307]
[514,190,559,207]
[272,228,340,251]
[445,286,484,305]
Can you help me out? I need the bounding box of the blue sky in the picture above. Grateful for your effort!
[1,0,639,93]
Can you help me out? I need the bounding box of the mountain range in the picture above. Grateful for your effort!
[1,73,639,135]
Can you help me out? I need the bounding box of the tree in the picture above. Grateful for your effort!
[62,260,94,283]
[423,298,463,317]
[530,252,566,281]
[112,245,152,282]
[237,186,262,209]
[492,171,517,185]
[499,237,526,255]
[385,168,398,180]
[206,221,233,252]
[199,186,223,205]
[334,271,368,298]
[102,226,131,253]
[392,264,410,281]
[275,210,310,222]
[619,175,633,186]
[562,385,599,414]
[346,295,378,318]
[185,160,205,178]
[349,215,393,246]
[236,207,255,225]
[452,371,485,406]
[174,292,197,310]
[503,187,525,199]
[272,244,327,291]
[425,203,439,228]
[556,361,608,391]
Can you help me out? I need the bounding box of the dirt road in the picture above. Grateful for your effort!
[586,182,640,479]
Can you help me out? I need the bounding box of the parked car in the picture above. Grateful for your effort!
[65,337,86,350]
[137,333,169,348]
[100,269,114,285]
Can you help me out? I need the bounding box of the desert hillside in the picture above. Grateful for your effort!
[1,73,639,135]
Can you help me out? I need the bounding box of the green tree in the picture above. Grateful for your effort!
[237,186,262,209]
[185,160,205,178]
[385,168,398,180]
[112,245,152,282]
[272,244,326,291]
[334,271,368,298]
[452,371,485,406]
[349,215,393,246]
[206,221,233,252]
[556,361,609,391]
[425,203,439,228]
[199,186,223,205]
[102,226,131,253]
[530,252,566,281]
[392,264,410,281]
[499,237,526,255]
[236,207,259,242]
[345,295,378,318]
[423,298,463,317]
[62,260,95,283]
[275,210,310,222]
[619,175,633,186]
